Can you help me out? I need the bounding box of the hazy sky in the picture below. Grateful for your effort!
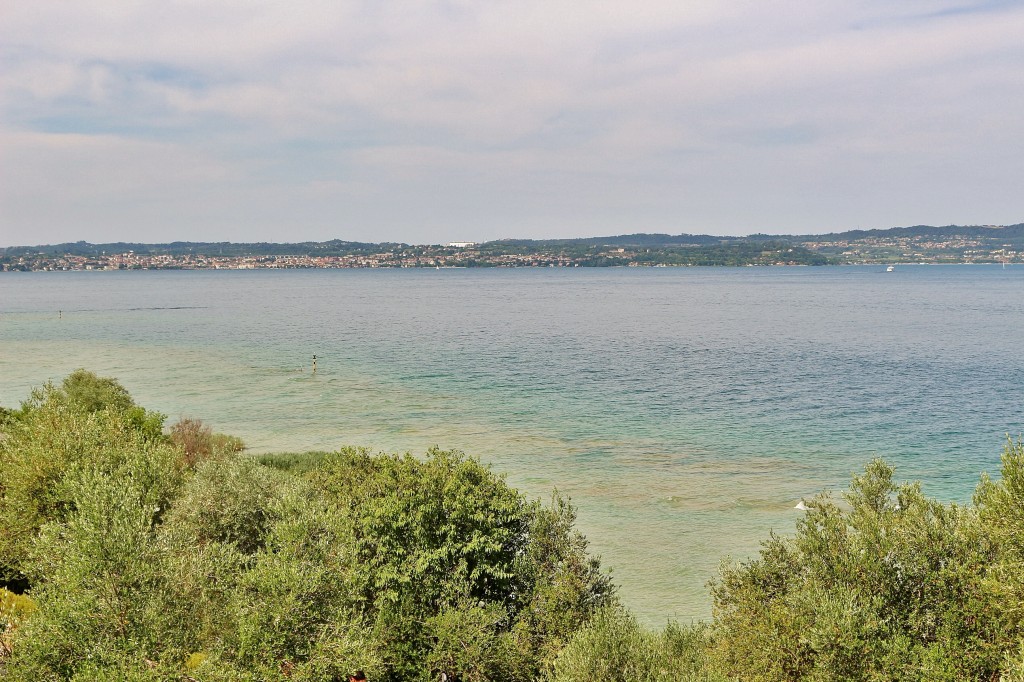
[2,1,1022,246]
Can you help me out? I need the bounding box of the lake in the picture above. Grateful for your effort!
[1,265,1022,624]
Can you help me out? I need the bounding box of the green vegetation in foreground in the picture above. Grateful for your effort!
[1,371,1023,680]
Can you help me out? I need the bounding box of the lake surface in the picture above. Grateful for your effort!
[1,265,1022,624]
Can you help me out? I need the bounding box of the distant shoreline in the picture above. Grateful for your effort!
[3,223,1020,271]
[2,261,1018,273]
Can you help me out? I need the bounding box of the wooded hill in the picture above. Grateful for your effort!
[3,222,1021,258]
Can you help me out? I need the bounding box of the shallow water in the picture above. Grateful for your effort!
[2,265,1022,624]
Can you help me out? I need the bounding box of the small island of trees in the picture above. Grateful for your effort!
[1,371,1023,680]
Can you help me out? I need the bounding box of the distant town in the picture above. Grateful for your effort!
[1,223,1021,271]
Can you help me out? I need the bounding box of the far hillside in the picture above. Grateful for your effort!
[2,222,1022,269]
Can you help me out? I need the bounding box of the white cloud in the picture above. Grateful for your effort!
[0,131,240,242]
[1,131,229,195]
[2,0,1022,244]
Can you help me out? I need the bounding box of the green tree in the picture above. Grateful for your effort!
[0,372,176,585]
[709,458,1013,681]
[305,447,615,681]
[5,451,187,681]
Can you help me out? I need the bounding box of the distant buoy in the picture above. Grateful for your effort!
[312,354,317,374]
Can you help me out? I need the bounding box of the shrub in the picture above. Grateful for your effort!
[1,589,36,660]
[0,405,16,428]
[212,494,382,681]
[709,457,1018,681]
[0,383,181,583]
[1,374,615,681]
[551,606,722,682]
[169,417,244,467]
[254,451,334,475]
[307,447,615,681]
[509,493,615,673]
[426,599,525,682]
[161,457,297,555]
[51,368,165,440]
[58,368,135,413]
[4,451,188,680]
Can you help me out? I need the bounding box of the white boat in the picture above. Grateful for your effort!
[886,265,895,272]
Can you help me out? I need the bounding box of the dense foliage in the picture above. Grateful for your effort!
[0,369,170,587]
[708,446,1024,681]
[0,372,613,681]
[2,370,1022,681]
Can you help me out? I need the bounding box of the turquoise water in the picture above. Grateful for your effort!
[1,265,1022,624]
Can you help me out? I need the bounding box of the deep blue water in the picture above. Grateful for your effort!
[2,265,1022,623]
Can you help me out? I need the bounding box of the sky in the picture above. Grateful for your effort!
[1,1,1022,247]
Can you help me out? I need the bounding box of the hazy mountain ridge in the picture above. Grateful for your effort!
[785,222,1024,242]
